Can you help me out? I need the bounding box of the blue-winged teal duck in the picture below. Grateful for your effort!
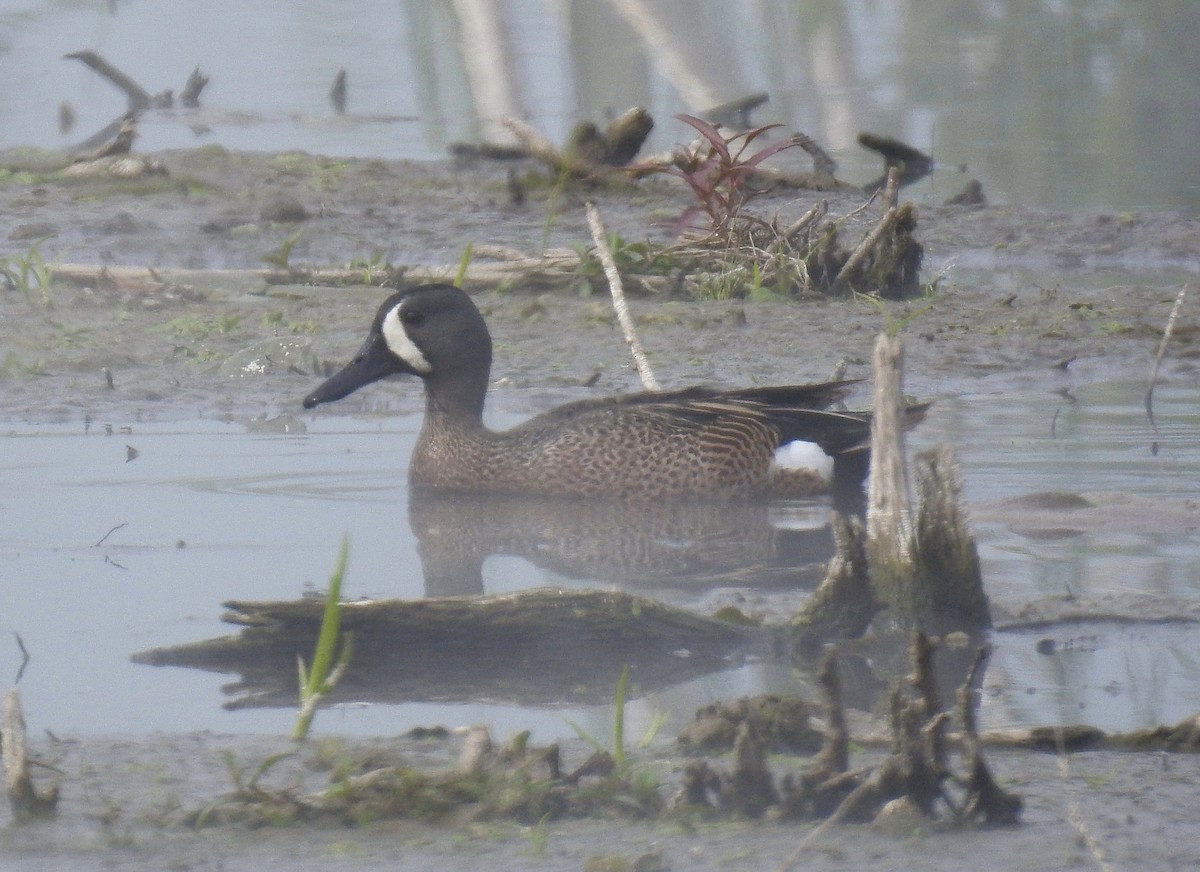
[303,283,903,500]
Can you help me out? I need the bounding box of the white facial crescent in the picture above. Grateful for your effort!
[381,303,432,373]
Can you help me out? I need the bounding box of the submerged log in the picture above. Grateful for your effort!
[132,588,766,709]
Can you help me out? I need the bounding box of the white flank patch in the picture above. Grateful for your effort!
[772,439,834,480]
[381,304,432,373]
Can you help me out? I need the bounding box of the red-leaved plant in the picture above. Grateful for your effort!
[669,113,804,241]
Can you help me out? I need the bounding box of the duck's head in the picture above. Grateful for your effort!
[302,283,492,411]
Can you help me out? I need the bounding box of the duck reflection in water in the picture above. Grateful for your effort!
[409,489,839,596]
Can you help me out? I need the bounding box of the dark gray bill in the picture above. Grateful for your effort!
[302,332,400,408]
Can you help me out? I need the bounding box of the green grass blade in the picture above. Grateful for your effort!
[613,664,629,769]
[453,242,473,288]
[306,535,349,695]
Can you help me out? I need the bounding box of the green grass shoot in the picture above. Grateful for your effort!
[261,229,304,269]
[293,535,354,741]
[453,242,473,288]
[1,237,53,306]
[612,664,629,768]
[563,664,655,772]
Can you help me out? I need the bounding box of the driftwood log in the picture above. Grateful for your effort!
[132,588,767,709]
[49,247,590,295]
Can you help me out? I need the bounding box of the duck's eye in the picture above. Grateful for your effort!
[401,309,424,327]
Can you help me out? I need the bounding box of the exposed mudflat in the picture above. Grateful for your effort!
[4,729,1200,872]
[2,147,1199,870]
[1,146,1197,427]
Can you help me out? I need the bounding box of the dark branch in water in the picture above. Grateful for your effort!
[858,132,935,193]
[329,68,347,115]
[701,92,770,129]
[64,50,169,112]
[94,522,127,547]
[181,66,210,108]
[13,633,30,685]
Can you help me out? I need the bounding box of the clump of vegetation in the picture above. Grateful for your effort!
[190,726,663,828]
[650,115,924,300]
[186,634,1017,833]
[668,114,802,243]
[1,238,54,306]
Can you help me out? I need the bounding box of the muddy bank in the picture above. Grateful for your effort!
[2,146,1197,425]
[4,145,1200,273]
[4,277,1195,426]
[4,729,1200,872]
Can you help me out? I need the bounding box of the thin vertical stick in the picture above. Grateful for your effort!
[585,202,660,391]
[1145,284,1187,430]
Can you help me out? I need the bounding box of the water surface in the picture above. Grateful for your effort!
[2,381,1197,739]
[2,1,1198,209]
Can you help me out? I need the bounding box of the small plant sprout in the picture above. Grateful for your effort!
[1,237,54,306]
[346,248,390,285]
[563,664,665,773]
[453,242,474,288]
[293,535,355,741]
[612,664,629,769]
[854,291,933,338]
[261,229,304,270]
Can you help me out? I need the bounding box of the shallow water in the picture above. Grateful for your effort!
[3,1,1199,209]
[2,380,1197,739]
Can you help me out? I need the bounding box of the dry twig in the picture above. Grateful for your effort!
[1145,283,1188,430]
[585,202,660,390]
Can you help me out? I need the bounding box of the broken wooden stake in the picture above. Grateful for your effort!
[2,689,59,820]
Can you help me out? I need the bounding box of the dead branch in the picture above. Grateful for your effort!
[858,133,935,193]
[958,647,1021,824]
[64,50,158,111]
[2,689,59,820]
[1145,283,1188,430]
[792,514,880,652]
[585,202,660,390]
[50,249,584,294]
[832,206,899,291]
[181,67,210,109]
[702,92,769,129]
